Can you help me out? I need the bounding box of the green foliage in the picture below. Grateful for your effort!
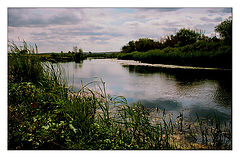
[121,38,160,53]
[175,28,201,47]
[8,41,44,84]
[135,38,156,52]
[87,52,119,58]
[39,52,86,63]
[215,17,232,45]
[121,40,136,53]
[118,40,231,68]
[162,35,178,48]
[121,29,207,53]
[74,52,86,63]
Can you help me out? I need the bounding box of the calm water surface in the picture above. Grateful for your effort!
[60,58,232,121]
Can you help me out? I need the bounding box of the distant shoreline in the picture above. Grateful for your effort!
[111,58,232,71]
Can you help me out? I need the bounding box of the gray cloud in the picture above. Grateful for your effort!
[162,27,178,33]
[207,8,232,13]
[96,41,109,45]
[8,8,82,27]
[136,8,182,12]
[222,8,232,13]
[48,29,123,38]
[200,17,223,22]
[89,36,109,41]
[31,32,48,36]
[194,23,216,32]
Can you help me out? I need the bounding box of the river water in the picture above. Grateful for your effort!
[59,58,232,122]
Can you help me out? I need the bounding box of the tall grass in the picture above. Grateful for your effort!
[8,40,44,84]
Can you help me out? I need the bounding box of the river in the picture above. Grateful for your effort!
[59,58,232,122]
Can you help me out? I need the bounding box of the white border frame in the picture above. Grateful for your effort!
[1,0,239,157]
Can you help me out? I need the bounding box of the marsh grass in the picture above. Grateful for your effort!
[8,40,44,84]
[8,41,231,150]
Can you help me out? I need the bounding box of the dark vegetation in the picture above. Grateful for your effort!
[118,41,231,68]
[38,52,87,63]
[87,52,119,58]
[8,41,231,150]
[119,17,232,68]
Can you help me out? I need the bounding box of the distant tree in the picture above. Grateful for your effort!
[128,41,136,52]
[215,17,232,45]
[121,38,163,53]
[121,45,131,53]
[135,38,156,52]
[68,51,71,53]
[162,35,178,48]
[176,29,201,47]
[121,40,136,53]
[61,51,63,53]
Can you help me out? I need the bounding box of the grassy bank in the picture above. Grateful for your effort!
[34,52,87,63]
[8,42,232,150]
[87,52,119,59]
[118,41,232,69]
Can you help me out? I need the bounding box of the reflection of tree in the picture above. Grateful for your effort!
[74,61,83,69]
[188,106,231,122]
[212,74,232,108]
[122,65,175,79]
[139,98,182,111]
[123,64,231,87]
[122,64,232,110]
[213,85,232,108]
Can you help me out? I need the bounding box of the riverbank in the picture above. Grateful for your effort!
[117,42,232,69]
[115,59,231,71]
[32,52,87,63]
[33,40,232,69]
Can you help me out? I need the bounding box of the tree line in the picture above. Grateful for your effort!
[121,17,232,53]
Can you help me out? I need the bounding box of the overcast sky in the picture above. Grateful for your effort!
[8,7,232,53]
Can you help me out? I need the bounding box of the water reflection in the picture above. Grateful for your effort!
[59,59,232,122]
[122,64,232,121]
[123,64,231,89]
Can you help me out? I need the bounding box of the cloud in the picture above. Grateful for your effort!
[8,8,82,27]
[8,8,232,53]
[207,8,232,13]
[200,17,223,22]
[162,27,178,33]
[136,8,182,12]
[194,23,216,33]
[222,8,232,13]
